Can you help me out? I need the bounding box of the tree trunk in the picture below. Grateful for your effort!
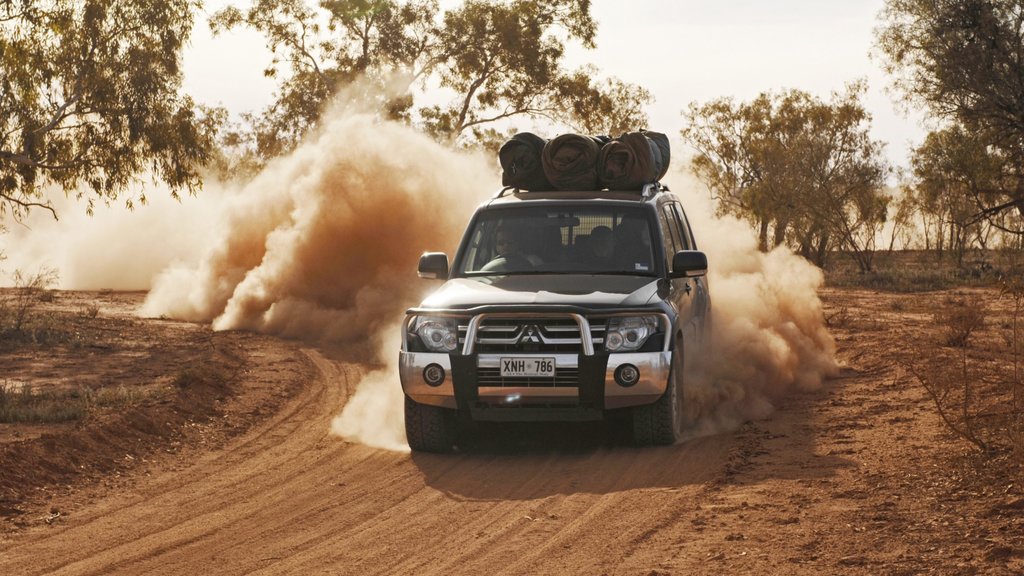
[814,232,830,268]
[758,219,769,252]
[773,219,789,248]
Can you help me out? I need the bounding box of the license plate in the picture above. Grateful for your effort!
[500,357,555,377]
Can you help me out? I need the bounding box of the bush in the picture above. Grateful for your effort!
[935,296,986,347]
[906,288,1023,456]
[0,267,60,341]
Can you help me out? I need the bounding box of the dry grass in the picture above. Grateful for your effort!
[825,249,1015,292]
[0,381,154,424]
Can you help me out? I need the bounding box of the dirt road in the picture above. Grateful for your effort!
[1,289,1022,575]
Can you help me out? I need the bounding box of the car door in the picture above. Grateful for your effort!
[671,203,710,334]
[657,204,696,345]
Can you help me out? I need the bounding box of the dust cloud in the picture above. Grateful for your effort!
[674,171,838,436]
[140,105,491,450]
[1,187,225,291]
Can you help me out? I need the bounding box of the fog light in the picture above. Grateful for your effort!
[614,364,640,387]
[423,364,446,387]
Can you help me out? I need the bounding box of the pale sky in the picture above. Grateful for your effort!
[182,0,926,170]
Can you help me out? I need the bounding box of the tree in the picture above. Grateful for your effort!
[420,0,594,142]
[0,0,220,220]
[212,0,651,158]
[907,125,1005,261]
[210,0,438,161]
[550,67,652,136]
[682,84,890,270]
[877,0,1024,227]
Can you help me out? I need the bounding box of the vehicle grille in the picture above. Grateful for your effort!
[459,317,604,354]
[477,367,580,388]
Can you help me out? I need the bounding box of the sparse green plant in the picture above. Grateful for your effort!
[172,364,231,389]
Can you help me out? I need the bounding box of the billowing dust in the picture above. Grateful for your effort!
[3,107,836,450]
[2,186,227,291]
[138,107,490,450]
[676,172,838,436]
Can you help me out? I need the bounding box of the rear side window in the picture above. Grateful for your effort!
[658,206,679,263]
[671,203,696,249]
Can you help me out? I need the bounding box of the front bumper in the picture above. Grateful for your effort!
[399,350,672,419]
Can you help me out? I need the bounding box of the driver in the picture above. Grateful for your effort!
[482,226,533,271]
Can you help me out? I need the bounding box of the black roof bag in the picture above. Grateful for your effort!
[541,133,604,191]
[498,132,552,190]
[597,130,671,190]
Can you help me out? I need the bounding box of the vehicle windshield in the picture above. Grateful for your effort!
[458,205,656,276]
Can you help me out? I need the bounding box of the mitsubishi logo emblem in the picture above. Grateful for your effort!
[518,325,541,344]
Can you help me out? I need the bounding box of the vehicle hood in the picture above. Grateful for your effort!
[417,274,663,310]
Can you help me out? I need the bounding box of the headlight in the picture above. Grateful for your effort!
[605,316,660,352]
[415,317,458,352]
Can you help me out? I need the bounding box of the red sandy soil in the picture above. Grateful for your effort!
[0,288,1021,575]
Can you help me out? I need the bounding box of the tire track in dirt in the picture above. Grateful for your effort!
[0,344,737,576]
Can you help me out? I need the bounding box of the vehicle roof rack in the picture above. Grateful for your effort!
[641,182,668,198]
[494,186,518,198]
[493,182,669,199]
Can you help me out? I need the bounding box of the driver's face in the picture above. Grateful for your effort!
[496,232,514,252]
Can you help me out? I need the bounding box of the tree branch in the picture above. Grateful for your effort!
[32,87,83,137]
[965,195,1024,229]
[0,192,58,221]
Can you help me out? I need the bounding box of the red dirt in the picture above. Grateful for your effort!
[0,288,1022,575]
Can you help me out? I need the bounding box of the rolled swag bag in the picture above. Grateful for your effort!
[541,133,604,191]
[498,132,551,190]
[597,130,671,190]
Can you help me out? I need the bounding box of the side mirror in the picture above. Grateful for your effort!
[670,250,707,278]
[417,252,449,279]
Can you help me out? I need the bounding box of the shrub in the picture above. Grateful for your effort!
[935,296,986,348]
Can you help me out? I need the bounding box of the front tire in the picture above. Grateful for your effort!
[404,397,456,453]
[632,345,685,446]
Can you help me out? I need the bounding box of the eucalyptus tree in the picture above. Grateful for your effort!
[877,0,1024,228]
[211,0,651,157]
[682,84,889,270]
[0,0,219,219]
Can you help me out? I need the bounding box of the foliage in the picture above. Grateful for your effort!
[421,0,597,142]
[681,83,890,270]
[211,0,651,161]
[210,0,438,161]
[906,126,1010,261]
[551,68,653,136]
[0,0,221,220]
[876,0,1024,229]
